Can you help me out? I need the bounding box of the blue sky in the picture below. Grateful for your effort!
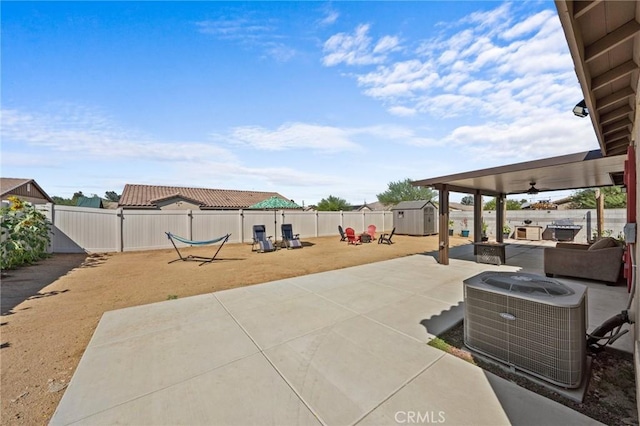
[1,1,598,206]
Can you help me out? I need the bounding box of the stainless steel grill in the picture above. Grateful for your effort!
[547,218,582,241]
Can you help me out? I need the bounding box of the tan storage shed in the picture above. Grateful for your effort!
[392,200,438,236]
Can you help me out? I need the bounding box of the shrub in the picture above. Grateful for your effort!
[1,196,51,270]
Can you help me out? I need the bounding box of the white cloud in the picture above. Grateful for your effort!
[322,24,400,66]
[196,17,296,62]
[387,106,416,117]
[501,9,556,40]
[326,3,582,129]
[318,9,339,26]
[224,122,362,152]
[1,107,236,163]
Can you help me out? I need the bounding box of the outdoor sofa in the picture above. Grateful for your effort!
[543,237,624,284]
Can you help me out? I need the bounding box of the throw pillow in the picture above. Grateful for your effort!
[588,237,618,250]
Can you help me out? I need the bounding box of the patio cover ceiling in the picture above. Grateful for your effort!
[412,150,625,197]
[555,1,639,157]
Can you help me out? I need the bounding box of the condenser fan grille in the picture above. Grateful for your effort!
[481,273,574,296]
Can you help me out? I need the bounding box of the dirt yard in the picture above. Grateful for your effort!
[1,234,468,425]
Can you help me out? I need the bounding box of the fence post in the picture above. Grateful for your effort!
[315,211,319,237]
[44,203,54,253]
[239,209,244,243]
[116,208,124,252]
[187,209,193,240]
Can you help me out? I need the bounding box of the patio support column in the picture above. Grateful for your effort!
[474,191,483,248]
[438,185,450,265]
[596,189,605,238]
[496,195,505,243]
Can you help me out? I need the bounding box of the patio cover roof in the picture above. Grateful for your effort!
[412,149,625,197]
[555,1,639,157]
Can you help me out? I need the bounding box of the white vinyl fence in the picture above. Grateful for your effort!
[40,205,394,253]
[39,204,627,254]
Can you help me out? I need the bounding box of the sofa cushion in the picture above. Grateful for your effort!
[588,237,619,250]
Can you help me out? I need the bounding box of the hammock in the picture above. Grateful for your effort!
[165,232,231,266]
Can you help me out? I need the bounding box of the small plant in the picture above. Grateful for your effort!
[481,221,489,234]
[460,218,468,229]
[167,294,178,300]
[503,224,511,234]
[448,219,454,229]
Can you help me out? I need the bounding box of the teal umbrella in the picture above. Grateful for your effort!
[248,197,301,243]
[248,196,301,210]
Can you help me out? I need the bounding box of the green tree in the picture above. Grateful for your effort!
[52,191,85,206]
[483,198,523,211]
[377,178,435,206]
[460,195,474,205]
[104,191,121,202]
[317,195,350,211]
[568,186,626,209]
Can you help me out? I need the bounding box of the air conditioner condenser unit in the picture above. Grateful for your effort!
[464,272,587,388]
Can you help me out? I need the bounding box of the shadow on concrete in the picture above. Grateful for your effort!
[420,302,465,337]
[1,253,91,316]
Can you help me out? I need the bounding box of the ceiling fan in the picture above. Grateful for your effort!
[527,182,540,195]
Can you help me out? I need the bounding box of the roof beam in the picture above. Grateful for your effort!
[596,86,634,110]
[602,118,632,135]
[609,145,630,156]
[573,0,602,20]
[605,129,632,143]
[607,138,631,151]
[585,19,640,63]
[591,59,638,91]
[600,105,633,125]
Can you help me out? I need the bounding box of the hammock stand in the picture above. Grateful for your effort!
[165,232,231,266]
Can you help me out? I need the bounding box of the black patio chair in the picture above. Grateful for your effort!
[378,228,396,245]
[338,225,347,241]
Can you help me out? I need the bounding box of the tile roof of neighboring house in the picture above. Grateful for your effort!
[0,177,53,202]
[119,184,291,209]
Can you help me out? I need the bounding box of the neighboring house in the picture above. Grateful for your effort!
[552,197,573,210]
[0,177,53,205]
[449,202,475,211]
[76,196,104,209]
[351,202,394,211]
[118,184,292,210]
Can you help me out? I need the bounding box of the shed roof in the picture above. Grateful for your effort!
[76,196,104,208]
[391,200,434,210]
[119,184,291,209]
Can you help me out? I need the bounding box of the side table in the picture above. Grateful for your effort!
[474,242,506,265]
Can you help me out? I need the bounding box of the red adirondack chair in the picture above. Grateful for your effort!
[366,224,376,241]
[345,227,361,245]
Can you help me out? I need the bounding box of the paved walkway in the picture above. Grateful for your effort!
[51,243,622,425]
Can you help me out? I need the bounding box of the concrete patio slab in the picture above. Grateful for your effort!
[265,315,444,425]
[58,353,322,426]
[365,294,463,341]
[51,298,259,424]
[312,281,410,314]
[51,243,627,425]
[357,353,602,426]
[221,292,356,349]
